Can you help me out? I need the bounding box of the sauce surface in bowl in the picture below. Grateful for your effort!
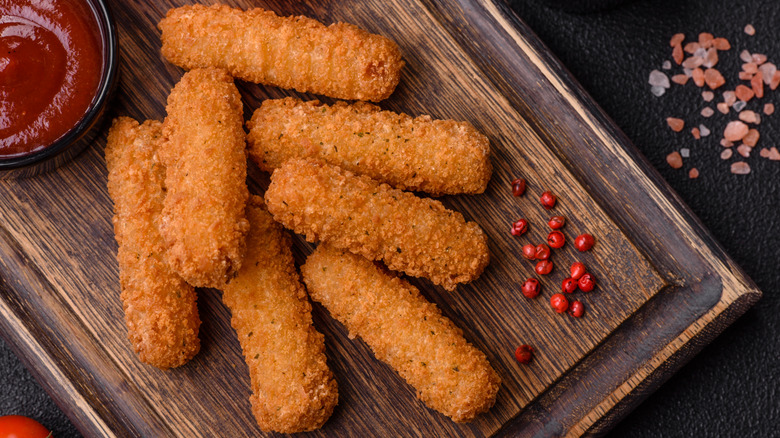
[0,0,103,158]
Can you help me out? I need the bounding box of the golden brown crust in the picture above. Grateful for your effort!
[159,4,404,102]
[105,117,201,370]
[246,98,492,195]
[159,68,249,288]
[264,159,489,291]
[302,245,500,422]
[221,196,338,433]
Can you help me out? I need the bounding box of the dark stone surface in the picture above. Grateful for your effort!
[1,1,778,437]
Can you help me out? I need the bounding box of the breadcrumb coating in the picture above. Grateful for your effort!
[159,4,404,102]
[158,68,249,288]
[302,245,500,422]
[221,196,337,433]
[105,117,200,370]
[264,159,489,291]
[247,98,492,195]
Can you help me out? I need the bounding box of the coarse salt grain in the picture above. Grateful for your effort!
[724,120,749,141]
[740,50,753,63]
[744,24,756,36]
[717,102,730,114]
[704,68,725,89]
[670,33,685,47]
[703,48,719,68]
[743,62,758,74]
[689,168,699,179]
[767,147,780,160]
[721,149,733,159]
[651,86,666,97]
[739,110,760,124]
[701,107,715,117]
[743,129,760,146]
[672,74,689,85]
[723,91,737,106]
[759,63,777,84]
[667,117,685,132]
[735,85,754,101]
[713,38,731,51]
[721,138,734,148]
[764,103,775,115]
[684,56,705,70]
[771,71,780,90]
[666,151,683,169]
[737,144,752,157]
[752,53,767,65]
[662,60,672,70]
[733,100,747,112]
[699,124,711,136]
[702,91,714,101]
[739,71,754,81]
[692,68,705,86]
[692,127,701,139]
[673,44,684,65]
[731,161,751,174]
[649,70,671,88]
[680,148,690,157]
[752,72,764,98]
[684,42,700,54]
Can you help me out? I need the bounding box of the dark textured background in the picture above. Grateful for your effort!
[1,0,778,436]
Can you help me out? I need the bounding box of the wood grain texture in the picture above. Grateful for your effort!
[0,0,760,437]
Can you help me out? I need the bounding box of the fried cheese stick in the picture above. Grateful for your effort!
[302,245,500,422]
[159,68,250,288]
[105,117,200,369]
[247,98,492,195]
[221,196,337,433]
[159,4,404,102]
[264,159,490,291]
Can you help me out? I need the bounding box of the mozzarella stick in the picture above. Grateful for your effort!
[265,159,489,291]
[247,98,492,195]
[158,4,404,102]
[159,68,249,288]
[302,245,500,422]
[221,196,337,433]
[105,117,200,369]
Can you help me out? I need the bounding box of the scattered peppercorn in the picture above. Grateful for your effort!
[521,244,536,260]
[521,278,541,299]
[514,344,534,364]
[548,216,565,229]
[568,300,585,318]
[547,231,565,249]
[578,273,596,292]
[550,293,569,313]
[511,219,528,236]
[511,178,527,197]
[570,262,586,280]
[561,277,578,294]
[535,243,551,260]
[540,191,557,209]
[574,234,595,251]
[535,259,553,275]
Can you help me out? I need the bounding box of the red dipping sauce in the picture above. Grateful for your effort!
[0,0,103,158]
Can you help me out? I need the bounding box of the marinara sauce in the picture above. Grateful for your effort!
[0,0,102,158]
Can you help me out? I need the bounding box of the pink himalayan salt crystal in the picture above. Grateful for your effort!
[703,48,719,68]
[699,124,711,137]
[683,56,705,69]
[672,74,689,85]
[771,71,780,90]
[767,147,780,160]
[743,129,760,147]
[717,102,730,114]
[739,71,754,81]
[744,24,756,36]
[759,63,777,84]
[737,144,752,157]
[752,53,767,65]
[689,168,700,179]
[666,151,683,169]
[701,107,715,117]
[723,91,737,106]
[721,149,734,160]
[740,50,753,63]
[670,33,685,47]
[764,103,775,115]
[743,62,758,74]
[731,161,751,174]
[724,120,750,141]
[702,91,714,101]
[739,110,760,124]
[721,138,734,148]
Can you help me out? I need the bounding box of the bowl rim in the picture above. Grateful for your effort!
[0,0,118,170]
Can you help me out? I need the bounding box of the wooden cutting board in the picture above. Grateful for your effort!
[0,0,761,436]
